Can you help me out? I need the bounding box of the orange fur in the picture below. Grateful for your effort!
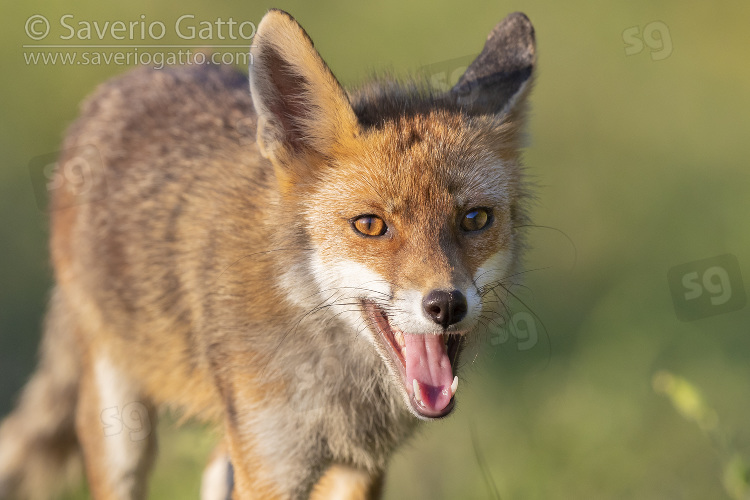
[0,9,536,499]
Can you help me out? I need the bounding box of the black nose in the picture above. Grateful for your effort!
[422,290,467,328]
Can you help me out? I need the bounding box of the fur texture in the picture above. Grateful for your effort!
[0,9,536,500]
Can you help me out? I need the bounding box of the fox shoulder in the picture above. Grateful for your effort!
[62,64,254,162]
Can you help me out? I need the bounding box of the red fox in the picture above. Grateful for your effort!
[0,8,536,500]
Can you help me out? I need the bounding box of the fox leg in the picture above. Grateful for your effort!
[75,346,157,500]
[0,287,81,500]
[201,442,233,500]
[223,419,383,500]
[213,455,381,500]
[310,466,384,500]
[223,425,287,500]
[223,456,382,500]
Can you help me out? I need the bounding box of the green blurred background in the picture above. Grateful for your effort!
[2,0,749,498]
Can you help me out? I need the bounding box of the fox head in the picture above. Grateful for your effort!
[249,9,535,420]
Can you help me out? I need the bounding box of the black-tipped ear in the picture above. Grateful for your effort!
[249,9,359,164]
[451,12,536,115]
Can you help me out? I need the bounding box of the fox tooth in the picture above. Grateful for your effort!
[413,379,422,403]
[450,376,458,396]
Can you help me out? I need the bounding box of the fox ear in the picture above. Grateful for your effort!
[451,12,536,116]
[249,9,359,166]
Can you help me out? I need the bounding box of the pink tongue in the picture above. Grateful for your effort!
[404,333,454,413]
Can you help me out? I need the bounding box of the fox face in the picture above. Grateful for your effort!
[303,119,521,418]
[250,10,534,420]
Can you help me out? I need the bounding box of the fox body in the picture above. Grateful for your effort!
[0,9,536,500]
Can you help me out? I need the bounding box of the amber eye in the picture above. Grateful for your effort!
[461,208,491,232]
[352,215,387,237]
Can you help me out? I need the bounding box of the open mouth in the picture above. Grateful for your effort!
[363,301,462,419]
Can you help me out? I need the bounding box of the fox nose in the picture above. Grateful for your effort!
[422,290,468,328]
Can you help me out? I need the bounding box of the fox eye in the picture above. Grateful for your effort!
[461,208,492,232]
[352,215,387,237]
